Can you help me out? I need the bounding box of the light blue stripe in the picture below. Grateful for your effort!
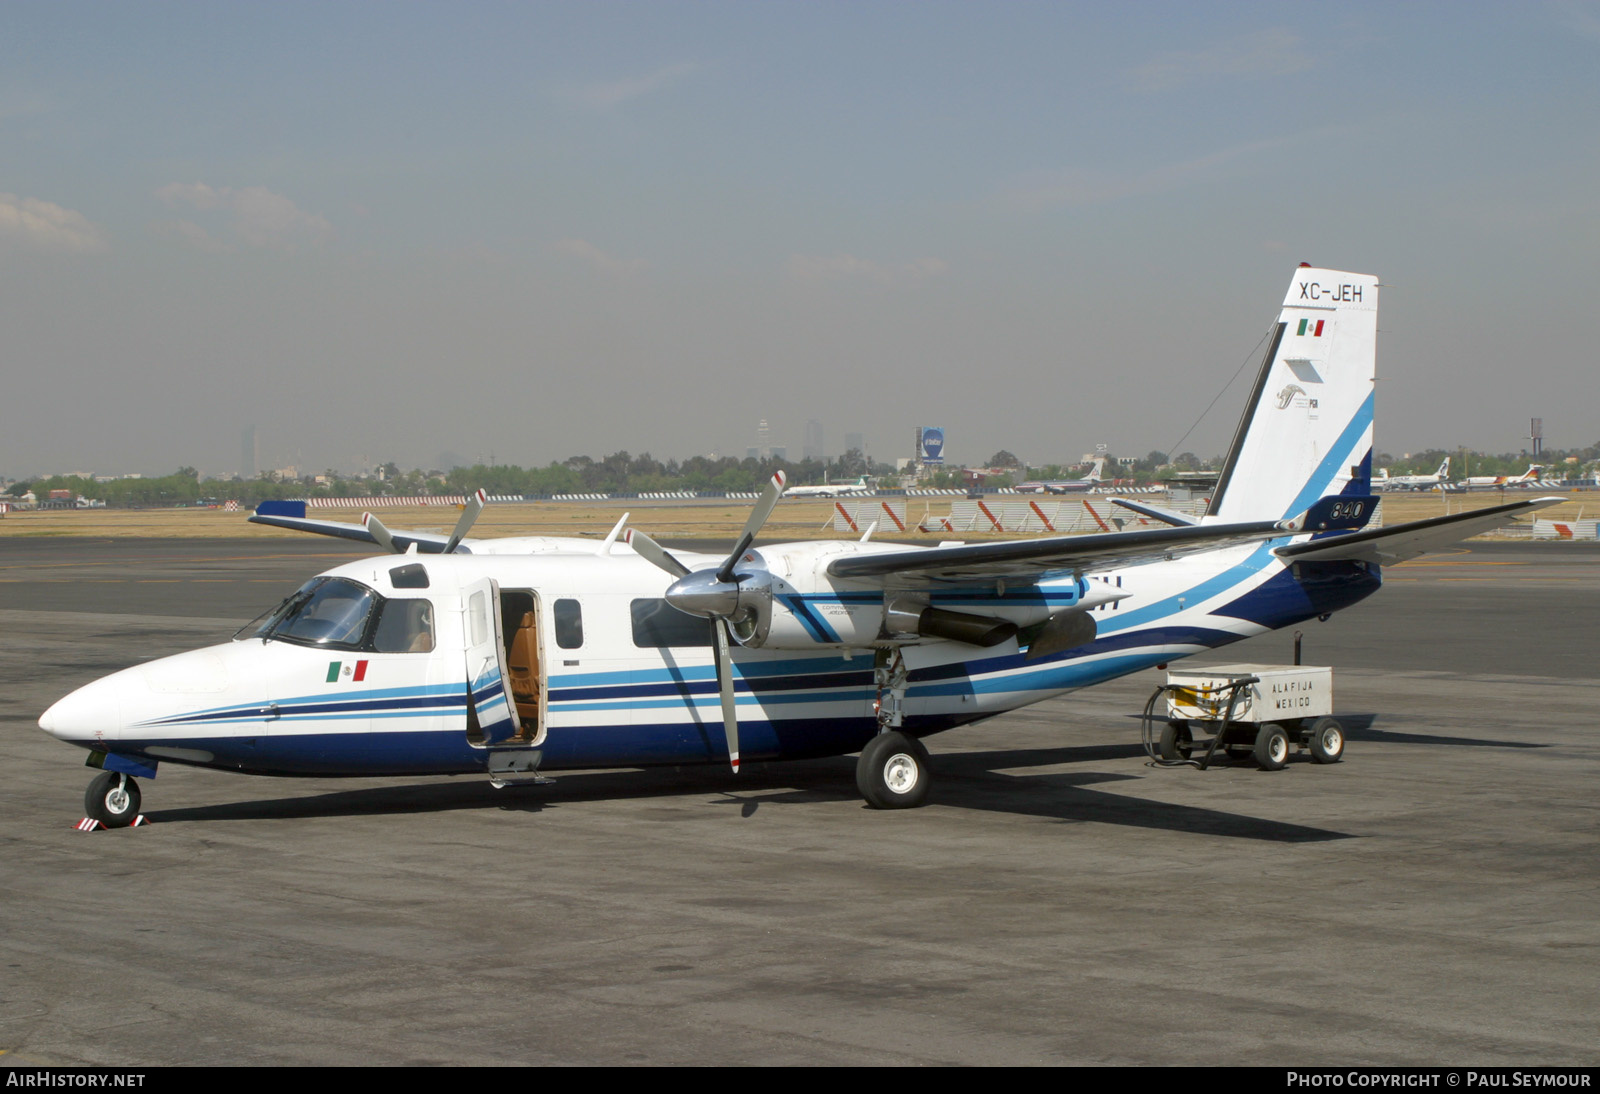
[166,681,464,720]
[550,689,866,713]
[1281,390,1375,519]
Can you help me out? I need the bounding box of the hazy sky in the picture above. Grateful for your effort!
[2,1,1597,477]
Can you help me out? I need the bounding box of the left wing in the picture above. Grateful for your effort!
[249,509,466,553]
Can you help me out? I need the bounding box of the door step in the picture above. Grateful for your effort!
[487,747,554,788]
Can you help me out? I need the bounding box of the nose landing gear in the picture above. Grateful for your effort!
[85,771,142,828]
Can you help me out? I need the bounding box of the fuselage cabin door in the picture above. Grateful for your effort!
[461,577,520,749]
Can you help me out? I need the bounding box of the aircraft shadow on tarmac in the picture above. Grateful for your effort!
[1335,714,1549,750]
[145,740,1351,843]
[1115,710,1548,752]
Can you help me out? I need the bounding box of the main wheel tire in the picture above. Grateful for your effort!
[1308,717,1345,764]
[85,771,141,827]
[1253,723,1290,771]
[1159,721,1194,761]
[856,731,931,809]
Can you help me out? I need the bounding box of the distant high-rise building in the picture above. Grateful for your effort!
[751,418,785,461]
[844,431,864,455]
[803,419,824,461]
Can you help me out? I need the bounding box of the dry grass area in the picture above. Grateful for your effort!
[0,490,1588,542]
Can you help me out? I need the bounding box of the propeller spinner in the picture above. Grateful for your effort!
[626,470,787,772]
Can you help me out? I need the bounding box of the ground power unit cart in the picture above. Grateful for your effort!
[1142,663,1345,770]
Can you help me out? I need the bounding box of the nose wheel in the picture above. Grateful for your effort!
[85,771,142,828]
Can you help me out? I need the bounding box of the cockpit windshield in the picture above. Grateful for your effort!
[236,577,436,653]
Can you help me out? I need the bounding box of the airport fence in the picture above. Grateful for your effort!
[1532,518,1599,540]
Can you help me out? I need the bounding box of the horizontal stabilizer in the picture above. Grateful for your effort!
[1295,494,1378,532]
[1275,497,1563,565]
[255,500,307,519]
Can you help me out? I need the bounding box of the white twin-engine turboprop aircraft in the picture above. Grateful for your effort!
[41,265,1561,826]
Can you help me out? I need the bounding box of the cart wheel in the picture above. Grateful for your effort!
[1253,723,1289,771]
[1159,721,1193,761]
[1308,717,1345,764]
[1225,745,1255,762]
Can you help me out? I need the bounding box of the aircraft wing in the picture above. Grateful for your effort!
[1274,497,1562,566]
[248,510,465,553]
[825,519,1288,585]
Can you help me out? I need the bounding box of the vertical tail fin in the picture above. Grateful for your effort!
[1205,266,1379,523]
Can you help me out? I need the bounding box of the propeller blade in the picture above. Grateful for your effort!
[362,512,401,554]
[714,618,740,773]
[443,489,487,554]
[717,470,786,583]
[625,528,690,578]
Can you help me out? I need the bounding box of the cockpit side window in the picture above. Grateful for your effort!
[372,598,436,653]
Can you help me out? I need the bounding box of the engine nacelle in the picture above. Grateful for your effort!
[885,598,1018,647]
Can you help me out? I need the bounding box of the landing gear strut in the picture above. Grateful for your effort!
[85,771,141,828]
[857,650,931,809]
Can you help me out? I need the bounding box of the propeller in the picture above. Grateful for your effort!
[624,527,689,577]
[443,489,488,554]
[627,470,787,773]
[362,511,400,554]
[361,488,487,554]
[713,616,740,772]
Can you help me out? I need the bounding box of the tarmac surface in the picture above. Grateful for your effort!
[1,538,1597,1065]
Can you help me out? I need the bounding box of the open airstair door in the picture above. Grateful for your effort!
[461,577,522,747]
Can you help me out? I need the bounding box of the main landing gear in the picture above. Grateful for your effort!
[856,731,931,809]
[85,771,142,828]
[856,649,932,808]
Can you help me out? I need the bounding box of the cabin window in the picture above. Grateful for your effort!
[630,598,712,648]
[554,599,583,649]
[371,598,436,653]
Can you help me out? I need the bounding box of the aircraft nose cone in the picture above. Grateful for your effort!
[38,677,121,744]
